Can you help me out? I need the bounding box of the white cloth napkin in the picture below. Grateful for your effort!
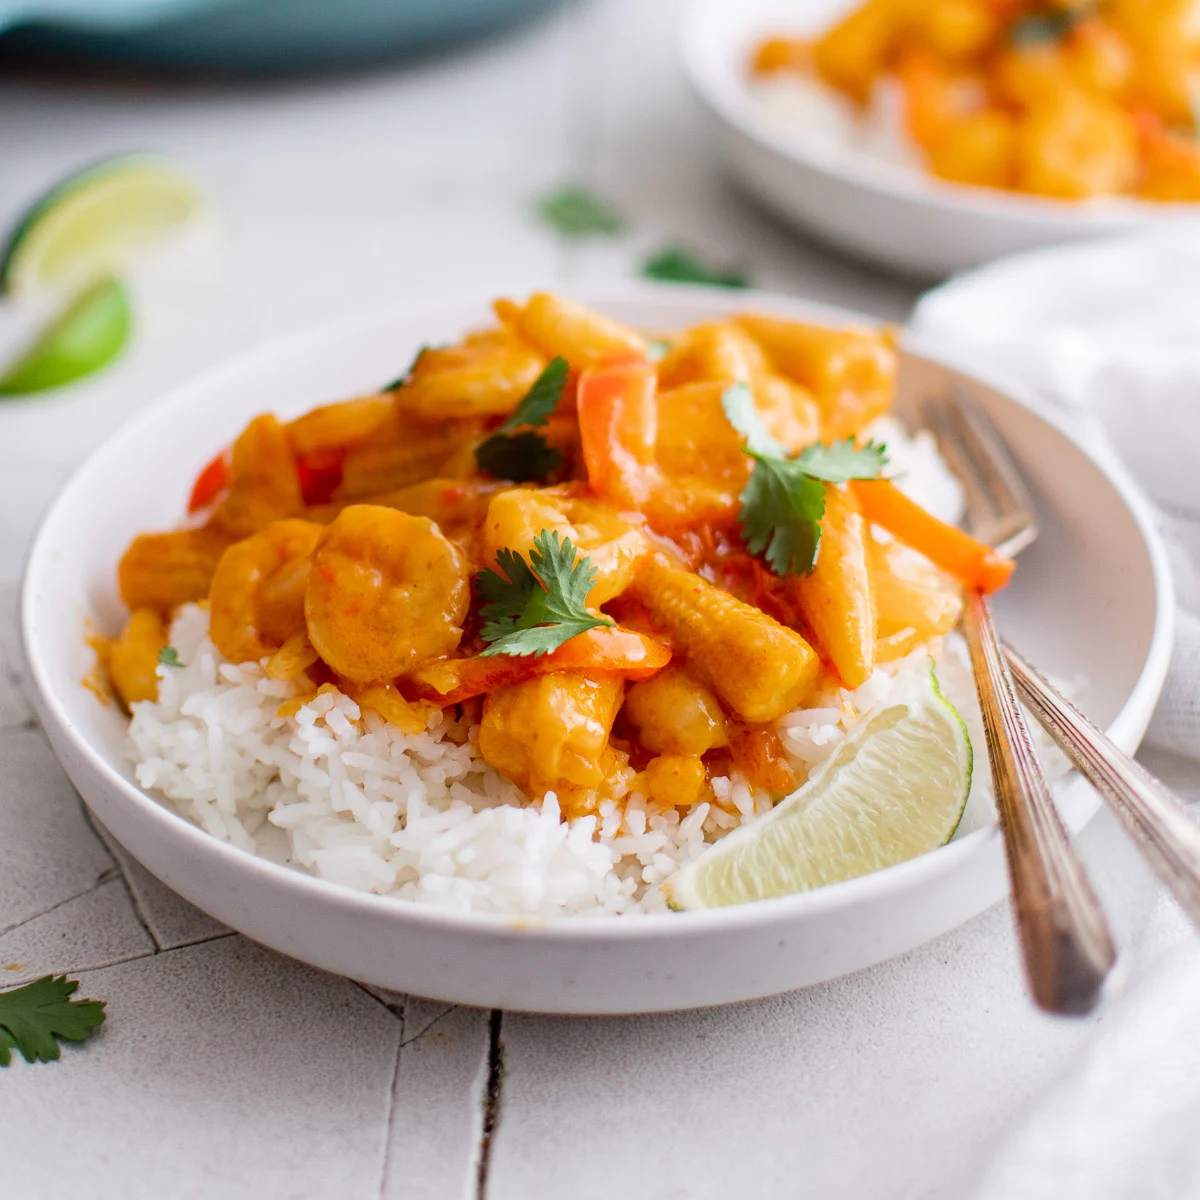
[969,896,1200,1200]
[912,232,1200,761]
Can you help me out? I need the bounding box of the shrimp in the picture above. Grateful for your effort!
[479,671,625,803]
[622,666,729,757]
[304,505,470,682]
[209,519,324,663]
[480,487,648,605]
[108,609,167,709]
[119,527,230,616]
[395,330,549,420]
[208,415,304,541]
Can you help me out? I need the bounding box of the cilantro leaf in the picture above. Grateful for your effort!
[721,384,887,576]
[641,245,749,289]
[647,338,672,362]
[474,357,569,481]
[537,185,625,238]
[381,344,431,392]
[474,431,563,483]
[740,458,828,577]
[721,381,786,457]
[157,646,184,668]
[0,975,106,1066]
[795,438,888,483]
[494,356,569,435]
[477,529,614,657]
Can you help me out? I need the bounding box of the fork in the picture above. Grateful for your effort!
[926,394,1116,1015]
[930,393,1200,935]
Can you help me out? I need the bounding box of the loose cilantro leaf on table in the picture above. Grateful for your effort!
[477,529,614,657]
[641,246,749,289]
[722,382,887,576]
[537,185,625,238]
[474,356,569,482]
[0,975,106,1066]
[157,646,184,668]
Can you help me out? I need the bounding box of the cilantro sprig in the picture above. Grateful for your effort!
[537,185,625,238]
[722,383,887,576]
[641,246,749,289]
[0,975,106,1066]
[474,357,569,482]
[157,646,184,668]
[381,343,432,393]
[477,529,614,657]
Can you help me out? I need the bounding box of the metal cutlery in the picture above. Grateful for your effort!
[927,393,1116,1015]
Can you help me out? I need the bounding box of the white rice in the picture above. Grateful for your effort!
[127,421,1026,919]
[755,73,922,174]
[130,605,990,917]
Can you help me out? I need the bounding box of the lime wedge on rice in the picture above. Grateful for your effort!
[664,661,971,910]
[0,276,131,395]
[1,155,203,295]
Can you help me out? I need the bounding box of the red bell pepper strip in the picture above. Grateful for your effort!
[576,357,660,508]
[187,451,230,514]
[409,626,670,706]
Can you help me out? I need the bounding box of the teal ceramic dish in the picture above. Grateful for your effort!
[0,0,563,72]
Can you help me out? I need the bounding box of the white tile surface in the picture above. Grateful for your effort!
[0,877,154,986]
[94,823,230,950]
[383,1001,495,1200]
[0,728,114,931]
[0,937,399,1200]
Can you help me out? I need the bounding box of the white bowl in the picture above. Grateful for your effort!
[683,0,1200,279]
[21,284,1173,1014]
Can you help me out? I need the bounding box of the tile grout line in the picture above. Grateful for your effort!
[353,981,404,1023]
[0,873,115,940]
[473,1010,505,1200]
[68,930,239,978]
[75,795,163,952]
[398,1002,459,1049]
[375,998,408,1199]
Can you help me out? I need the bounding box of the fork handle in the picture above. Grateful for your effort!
[1006,644,1200,928]
[962,591,1115,1013]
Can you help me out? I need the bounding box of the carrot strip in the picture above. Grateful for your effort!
[409,626,670,706]
[851,478,1015,594]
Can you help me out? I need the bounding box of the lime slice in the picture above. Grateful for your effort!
[0,277,131,396]
[1,155,203,295]
[665,661,971,909]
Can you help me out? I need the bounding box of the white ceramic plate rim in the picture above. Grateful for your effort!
[21,281,1175,944]
[682,0,1200,230]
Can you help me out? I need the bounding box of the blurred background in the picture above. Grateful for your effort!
[0,0,920,577]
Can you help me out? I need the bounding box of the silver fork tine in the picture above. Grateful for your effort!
[927,392,1115,1015]
[929,391,1038,556]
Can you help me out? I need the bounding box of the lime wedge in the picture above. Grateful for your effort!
[1,155,203,295]
[0,277,131,396]
[665,662,971,909]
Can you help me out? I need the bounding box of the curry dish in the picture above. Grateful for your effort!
[107,293,1011,822]
[754,0,1200,202]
